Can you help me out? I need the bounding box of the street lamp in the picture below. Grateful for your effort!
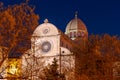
[7,58,21,79]
[8,64,18,75]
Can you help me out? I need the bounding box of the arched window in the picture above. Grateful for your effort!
[77,32,81,37]
[81,32,85,37]
[74,32,76,37]
[70,32,72,38]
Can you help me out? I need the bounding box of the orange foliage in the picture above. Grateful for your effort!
[0,2,39,57]
[75,34,120,80]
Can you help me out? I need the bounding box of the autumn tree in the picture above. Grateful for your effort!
[22,51,45,79]
[0,1,39,66]
[74,34,120,80]
[44,58,65,80]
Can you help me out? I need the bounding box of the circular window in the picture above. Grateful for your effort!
[41,41,51,53]
[43,29,49,34]
[43,27,50,34]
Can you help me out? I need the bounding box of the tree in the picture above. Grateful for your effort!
[74,34,120,80]
[44,58,65,80]
[0,1,39,66]
[22,50,45,79]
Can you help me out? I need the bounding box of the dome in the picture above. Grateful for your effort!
[65,13,88,40]
[65,18,87,32]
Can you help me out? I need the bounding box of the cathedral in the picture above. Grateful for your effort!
[21,13,88,79]
[0,13,89,79]
[0,13,120,80]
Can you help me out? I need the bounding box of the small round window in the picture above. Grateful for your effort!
[41,41,51,53]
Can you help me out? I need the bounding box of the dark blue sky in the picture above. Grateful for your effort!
[1,0,120,35]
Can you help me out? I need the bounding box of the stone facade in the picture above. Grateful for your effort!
[0,14,88,79]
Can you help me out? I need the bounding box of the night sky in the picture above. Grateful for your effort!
[1,0,120,36]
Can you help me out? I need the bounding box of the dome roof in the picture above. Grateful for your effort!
[65,13,88,40]
[65,18,87,33]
